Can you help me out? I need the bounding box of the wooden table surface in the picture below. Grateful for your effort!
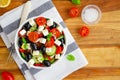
[0,0,120,80]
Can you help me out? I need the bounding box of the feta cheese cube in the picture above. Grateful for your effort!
[47,19,53,26]
[33,50,40,56]
[55,39,61,46]
[57,26,62,33]
[19,29,26,36]
[28,59,35,66]
[42,29,49,36]
[29,19,36,26]
[55,54,61,59]
[46,47,52,53]
[38,26,44,32]
[39,38,46,44]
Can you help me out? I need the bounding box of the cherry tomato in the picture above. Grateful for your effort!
[38,33,43,38]
[28,32,39,42]
[50,28,61,38]
[1,71,14,80]
[34,63,43,67]
[79,26,89,37]
[35,17,47,26]
[19,48,25,53]
[45,37,54,47]
[56,46,63,54]
[69,7,79,17]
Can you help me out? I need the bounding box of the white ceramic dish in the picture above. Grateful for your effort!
[15,16,67,69]
[81,5,102,25]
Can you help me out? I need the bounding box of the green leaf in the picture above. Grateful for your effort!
[71,0,81,5]
[66,54,75,61]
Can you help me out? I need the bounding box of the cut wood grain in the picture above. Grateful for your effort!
[0,0,120,80]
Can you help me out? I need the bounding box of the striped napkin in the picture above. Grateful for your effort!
[0,0,88,80]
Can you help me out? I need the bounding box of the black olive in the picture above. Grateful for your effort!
[43,60,51,67]
[24,52,32,62]
[50,22,58,29]
[43,36,47,38]
[30,43,38,50]
[23,22,31,31]
[40,44,46,54]
[59,38,65,44]
[25,38,31,43]
[18,38,23,47]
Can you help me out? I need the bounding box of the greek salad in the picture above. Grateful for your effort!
[17,17,65,67]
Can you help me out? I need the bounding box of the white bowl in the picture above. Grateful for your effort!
[81,5,102,25]
[15,16,67,69]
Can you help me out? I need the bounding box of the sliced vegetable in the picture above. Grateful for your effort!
[79,26,89,37]
[32,53,44,63]
[69,7,79,17]
[34,63,43,67]
[50,28,61,38]
[56,46,63,54]
[35,17,47,26]
[21,43,28,50]
[46,46,56,56]
[45,37,54,47]
[29,25,37,31]
[19,48,25,53]
[28,32,39,42]
[50,58,55,64]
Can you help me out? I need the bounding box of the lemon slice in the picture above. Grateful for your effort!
[0,0,11,8]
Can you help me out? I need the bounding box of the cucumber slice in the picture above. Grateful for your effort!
[46,46,56,56]
[21,43,28,50]
[30,25,37,31]
[32,53,44,63]
[50,58,55,64]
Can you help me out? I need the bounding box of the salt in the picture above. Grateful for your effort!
[81,5,101,24]
[84,8,99,22]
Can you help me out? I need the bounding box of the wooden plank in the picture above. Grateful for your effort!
[0,47,120,70]
[82,46,120,67]
[53,0,120,46]
[64,68,120,80]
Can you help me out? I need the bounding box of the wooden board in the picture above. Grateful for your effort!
[0,0,120,80]
[53,0,120,46]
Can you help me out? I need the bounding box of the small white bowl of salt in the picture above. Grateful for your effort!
[81,5,102,25]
